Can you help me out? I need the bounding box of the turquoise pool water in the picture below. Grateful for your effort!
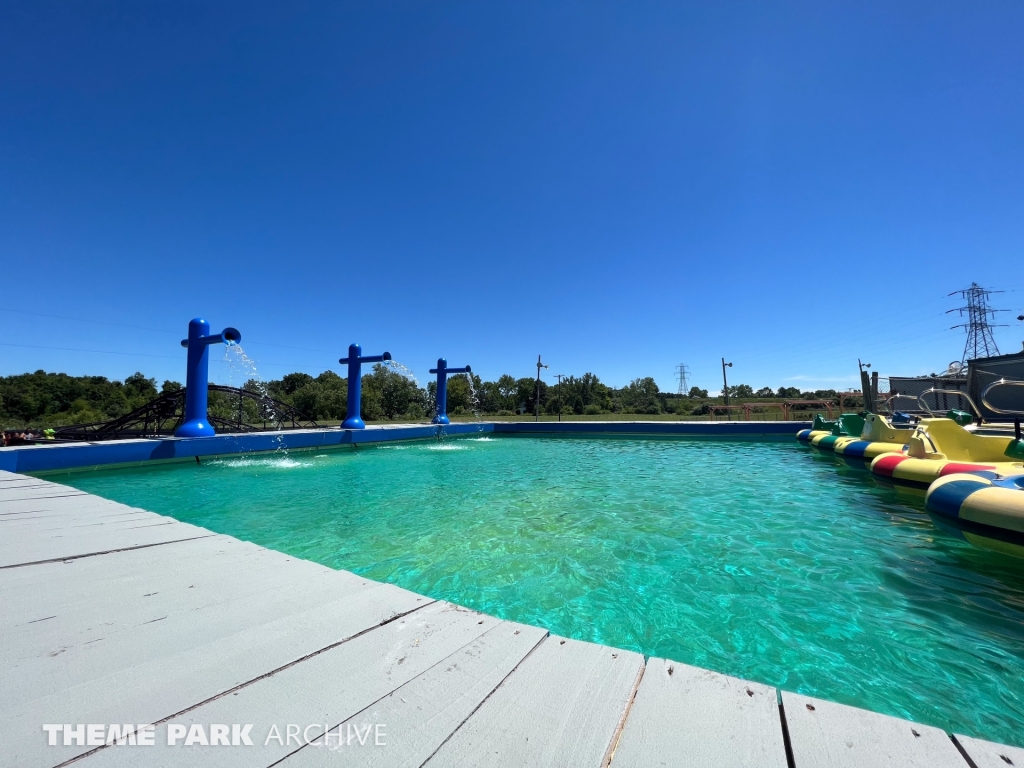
[56,437,1024,746]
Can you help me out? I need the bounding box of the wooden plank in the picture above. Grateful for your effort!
[3,551,428,767]
[954,733,1024,768]
[76,602,510,768]
[782,691,968,768]
[3,546,415,709]
[612,658,787,768]
[423,635,644,768]
[0,536,365,644]
[0,489,89,501]
[0,503,214,566]
[277,621,549,768]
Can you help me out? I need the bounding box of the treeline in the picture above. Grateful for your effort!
[0,368,851,427]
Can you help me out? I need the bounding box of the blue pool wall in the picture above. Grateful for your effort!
[0,420,809,475]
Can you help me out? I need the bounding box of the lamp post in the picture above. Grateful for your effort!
[721,358,733,421]
[535,355,548,422]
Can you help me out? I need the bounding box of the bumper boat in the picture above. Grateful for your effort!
[870,418,1024,488]
[926,470,1024,559]
[808,413,865,451]
[796,414,837,443]
[834,413,915,460]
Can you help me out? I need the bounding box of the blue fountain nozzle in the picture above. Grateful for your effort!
[182,326,242,349]
[430,358,472,424]
[175,317,241,438]
[339,344,393,429]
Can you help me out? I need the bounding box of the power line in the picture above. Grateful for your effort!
[0,342,324,370]
[674,363,690,394]
[0,342,181,360]
[947,282,1007,366]
[0,308,335,354]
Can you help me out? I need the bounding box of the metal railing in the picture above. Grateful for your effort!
[980,379,1024,417]
[916,388,982,419]
[887,394,924,414]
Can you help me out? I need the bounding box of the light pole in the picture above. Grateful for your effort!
[555,374,566,422]
[721,358,733,421]
[535,355,548,422]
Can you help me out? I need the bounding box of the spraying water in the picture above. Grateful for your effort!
[381,359,419,386]
[221,344,288,456]
[464,372,482,416]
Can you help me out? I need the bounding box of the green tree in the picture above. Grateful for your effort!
[514,377,547,415]
[496,374,518,411]
[729,384,754,399]
[620,377,661,414]
[362,364,421,421]
[688,386,708,398]
[292,372,347,420]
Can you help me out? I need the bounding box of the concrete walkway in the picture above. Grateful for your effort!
[2,468,1021,768]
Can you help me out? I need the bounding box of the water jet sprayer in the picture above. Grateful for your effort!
[429,358,472,425]
[339,344,392,429]
[175,318,242,438]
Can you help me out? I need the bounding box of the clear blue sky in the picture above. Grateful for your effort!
[2,1,1022,394]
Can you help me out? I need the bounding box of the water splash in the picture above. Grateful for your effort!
[221,345,288,455]
[209,456,312,469]
[464,373,482,416]
[381,359,419,386]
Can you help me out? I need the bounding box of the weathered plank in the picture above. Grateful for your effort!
[612,658,787,768]
[782,691,968,768]
[423,635,644,768]
[277,621,549,768]
[954,733,1024,768]
[1,535,361,645]
[76,602,509,768]
[0,497,214,566]
[3,548,429,767]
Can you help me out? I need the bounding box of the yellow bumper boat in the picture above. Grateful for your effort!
[870,418,1024,488]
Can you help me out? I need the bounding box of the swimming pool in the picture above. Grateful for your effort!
[54,436,1024,747]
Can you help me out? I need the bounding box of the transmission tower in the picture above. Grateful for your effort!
[947,283,1006,366]
[675,363,690,395]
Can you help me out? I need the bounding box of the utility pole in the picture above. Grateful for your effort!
[721,358,733,421]
[947,283,1006,366]
[555,374,565,421]
[535,355,548,422]
[675,363,690,395]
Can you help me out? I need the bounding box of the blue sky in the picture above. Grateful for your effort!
[2,1,1022,394]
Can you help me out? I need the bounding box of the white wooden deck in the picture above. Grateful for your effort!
[2,468,1022,768]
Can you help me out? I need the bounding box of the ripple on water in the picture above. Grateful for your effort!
[58,437,1024,748]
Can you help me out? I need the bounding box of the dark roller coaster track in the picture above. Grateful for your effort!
[51,385,318,441]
